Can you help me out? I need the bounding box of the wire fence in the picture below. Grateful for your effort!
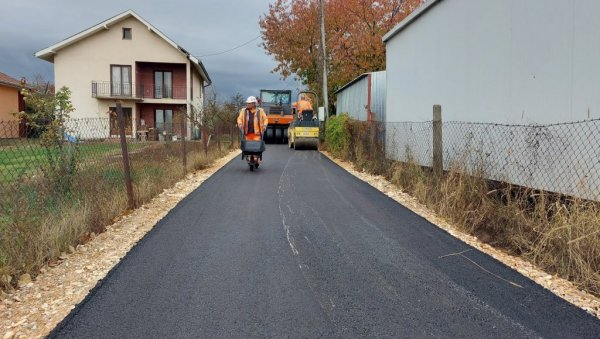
[353,118,600,202]
[0,113,238,225]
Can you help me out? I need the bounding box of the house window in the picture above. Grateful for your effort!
[154,71,173,99]
[155,109,173,133]
[111,65,132,96]
[123,28,132,40]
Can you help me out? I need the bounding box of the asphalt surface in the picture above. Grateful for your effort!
[51,145,600,338]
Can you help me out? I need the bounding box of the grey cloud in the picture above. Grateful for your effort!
[0,0,301,98]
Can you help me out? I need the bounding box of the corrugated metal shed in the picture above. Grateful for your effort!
[335,71,386,122]
[370,71,386,122]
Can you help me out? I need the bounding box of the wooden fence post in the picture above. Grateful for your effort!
[433,104,443,178]
[116,101,135,209]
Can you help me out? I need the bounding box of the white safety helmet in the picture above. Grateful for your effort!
[246,96,258,104]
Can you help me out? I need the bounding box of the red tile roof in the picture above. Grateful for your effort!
[0,72,23,88]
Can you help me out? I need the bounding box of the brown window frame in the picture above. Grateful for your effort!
[110,65,132,97]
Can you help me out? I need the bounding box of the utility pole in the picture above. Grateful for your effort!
[319,0,329,119]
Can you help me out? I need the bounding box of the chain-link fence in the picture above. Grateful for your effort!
[360,118,600,202]
[0,113,237,283]
[0,115,238,208]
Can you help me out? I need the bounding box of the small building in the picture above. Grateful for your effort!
[0,72,25,138]
[335,71,386,122]
[35,10,211,140]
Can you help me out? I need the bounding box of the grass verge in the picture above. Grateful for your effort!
[0,139,233,289]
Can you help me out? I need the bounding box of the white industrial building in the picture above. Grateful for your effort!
[384,0,600,124]
[382,0,600,200]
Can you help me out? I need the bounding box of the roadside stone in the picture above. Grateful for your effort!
[3,331,15,339]
[68,246,75,254]
[18,275,32,288]
[58,252,68,260]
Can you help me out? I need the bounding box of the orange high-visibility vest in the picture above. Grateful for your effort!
[297,99,313,115]
[237,107,268,136]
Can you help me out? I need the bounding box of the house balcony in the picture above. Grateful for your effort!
[91,81,187,102]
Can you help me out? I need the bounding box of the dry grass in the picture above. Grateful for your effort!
[325,119,600,296]
[0,140,231,290]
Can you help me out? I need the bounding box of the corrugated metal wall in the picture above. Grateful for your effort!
[370,71,386,122]
[336,75,368,120]
[335,71,386,122]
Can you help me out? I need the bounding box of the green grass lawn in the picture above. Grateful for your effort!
[0,140,147,184]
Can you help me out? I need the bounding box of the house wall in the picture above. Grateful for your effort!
[191,69,203,110]
[54,16,189,120]
[0,85,20,138]
[385,0,600,124]
[0,85,19,121]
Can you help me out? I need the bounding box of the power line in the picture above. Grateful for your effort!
[195,35,261,58]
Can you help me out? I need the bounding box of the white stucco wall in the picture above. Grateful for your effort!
[385,0,600,124]
[384,0,600,200]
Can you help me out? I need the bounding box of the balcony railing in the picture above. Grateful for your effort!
[91,81,187,100]
[138,84,187,100]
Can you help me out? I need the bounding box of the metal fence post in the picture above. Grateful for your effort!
[116,101,135,209]
[433,104,443,178]
[181,114,187,175]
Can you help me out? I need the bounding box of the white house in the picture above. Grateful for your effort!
[35,10,211,140]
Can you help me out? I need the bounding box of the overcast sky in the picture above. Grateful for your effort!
[0,0,302,101]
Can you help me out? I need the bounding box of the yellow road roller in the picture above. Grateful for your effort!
[288,91,320,150]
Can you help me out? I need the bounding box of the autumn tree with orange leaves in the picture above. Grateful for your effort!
[260,0,422,111]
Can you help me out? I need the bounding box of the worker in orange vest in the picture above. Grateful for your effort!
[237,96,268,162]
[296,94,313,119]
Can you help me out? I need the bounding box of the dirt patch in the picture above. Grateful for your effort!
[321,151,600,320]
[0,150,240,339]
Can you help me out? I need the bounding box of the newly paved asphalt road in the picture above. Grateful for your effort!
[51,145,600,338]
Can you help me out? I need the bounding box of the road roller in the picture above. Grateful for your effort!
[288,91,320,150]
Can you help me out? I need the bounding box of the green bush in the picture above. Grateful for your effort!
[325,113,351,157]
